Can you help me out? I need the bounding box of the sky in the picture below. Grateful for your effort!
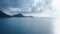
[52,0,60,16]
[0,0,52,15]
[0,0,60,17]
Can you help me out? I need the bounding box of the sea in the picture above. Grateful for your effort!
[0,17,52,34]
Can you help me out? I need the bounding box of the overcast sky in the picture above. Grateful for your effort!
[0,0,52,15]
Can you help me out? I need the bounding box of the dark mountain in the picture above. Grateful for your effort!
[12,13,33,17]
[0,10,33,18]
[12,13,25,17]
[0,10,11,18]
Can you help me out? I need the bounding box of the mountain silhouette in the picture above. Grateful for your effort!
[0,10,33,18]
[0,10,11,18]
[12,13,25,17]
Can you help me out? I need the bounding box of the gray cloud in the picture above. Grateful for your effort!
[0,0,52,15]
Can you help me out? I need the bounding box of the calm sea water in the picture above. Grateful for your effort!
[0,17,52,34]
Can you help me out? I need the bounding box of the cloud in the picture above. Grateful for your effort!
[0,0,52,15]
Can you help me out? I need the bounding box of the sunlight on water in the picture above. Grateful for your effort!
[53,17,60,34]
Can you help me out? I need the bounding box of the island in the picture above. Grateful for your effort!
[12,13,25,17]
[0,10,33,18]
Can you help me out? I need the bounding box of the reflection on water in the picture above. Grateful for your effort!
[0,17,52,34]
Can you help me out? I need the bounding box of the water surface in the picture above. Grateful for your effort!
[0,17,52,34]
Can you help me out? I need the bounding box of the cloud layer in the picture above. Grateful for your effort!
[0,0,52,15]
